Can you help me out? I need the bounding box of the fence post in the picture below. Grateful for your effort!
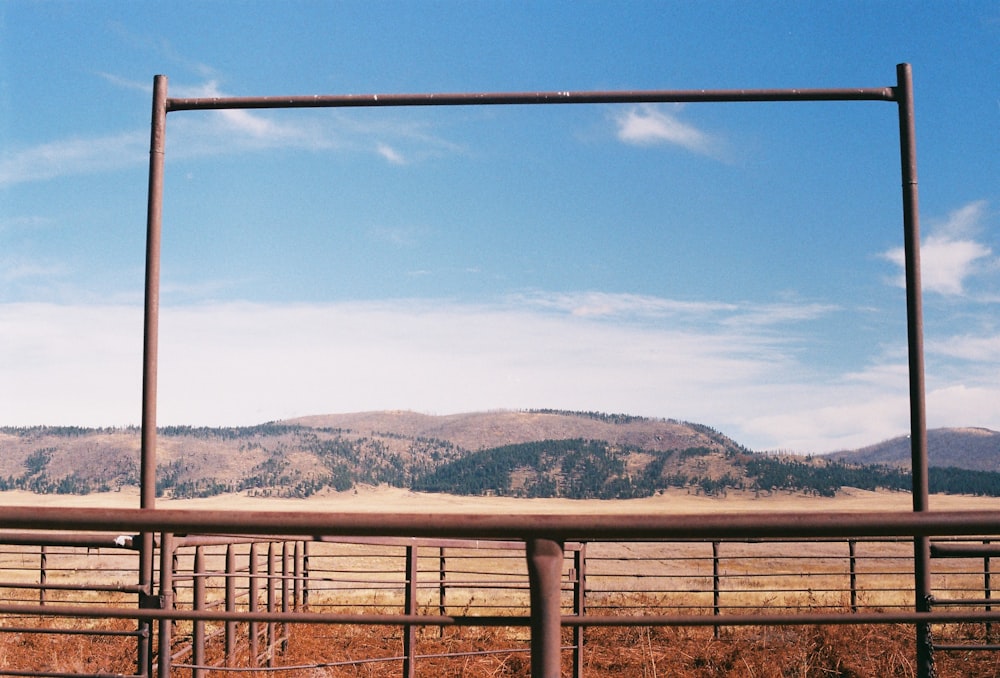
[267,542,276,668]
[712,541,721,639]
[527,538,564,678]
[849,540,858,613]
[281,542,290,652]
[225,544,236,666]
[984,540,992,642]
[438,546,446,638]
[249,542,259,664]
[294,541,302,611]
[573,543,586,678]
[402,543,418,678]
[157,533,175,678]
[302,540,310,609]
[39,545,46,606]
[193,546,206,678]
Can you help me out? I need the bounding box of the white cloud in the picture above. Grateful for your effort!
[2,75,459,186]
[882,200,994,296]
[0,257,68,283]
[514,290,835,329]
[615,104,719,156]
[0,132,148,186]
[376,143,406,165]
[0,295,964,454]
[928,332,1000,363]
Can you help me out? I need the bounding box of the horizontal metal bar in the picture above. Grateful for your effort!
[931,598,996,606]
[1,507,999,540]
[0,603,517,626]
[0,580,142,593]
[0,532,135,549]
[3,601,1000,629]
[0,671,139,678]
[0,626,142,637]
[932,543,1000,558]
[165,86,897,112]
[571,610,1000,627]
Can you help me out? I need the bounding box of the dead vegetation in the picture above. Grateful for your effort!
[4,616,1000,676]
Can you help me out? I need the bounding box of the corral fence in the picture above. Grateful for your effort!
[0,64,960,676]
[2,509,1000,676]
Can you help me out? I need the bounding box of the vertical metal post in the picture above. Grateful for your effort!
[301,540,309,609]
[281,541,289,653]
[193,546,206,678]
[572,544,586,678]
[267,543,276,667]
[39,546,46,606]
[438,546,447,634]
[896,62,933,678]
[849,539,858,613]
[984,541,993,642]
[157,533,174,678]
[249,542,260,663]
[139,73,167,678]
[293,541,302,611]
[712,541,721,639]
[527,538,564,678]
[225,544,236,666]
[402,544,418,678]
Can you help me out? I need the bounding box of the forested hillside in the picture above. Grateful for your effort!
[1,411,998,499]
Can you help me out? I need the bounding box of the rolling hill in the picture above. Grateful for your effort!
[826,427,1000,471]
[0,411,997,499]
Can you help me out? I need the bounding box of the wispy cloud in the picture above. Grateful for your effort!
[3,297,998,452]
[0,132,148,187]
[882,200,994,295]
[0,257,68,283]
[2,74,459,186]
[514,290,835,328]
[614,104,720,156]
[376,143,406,165]
[928,332,1000,363]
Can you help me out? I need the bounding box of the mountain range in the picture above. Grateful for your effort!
[0,410,997,499]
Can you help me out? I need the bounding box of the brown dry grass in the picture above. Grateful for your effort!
[5,616,1000,677]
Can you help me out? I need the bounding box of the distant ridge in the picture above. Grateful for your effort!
[1,412,997,499]
[285,409,723,453]
[826,427,1000,472]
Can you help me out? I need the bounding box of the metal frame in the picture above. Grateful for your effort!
[130,64,934,676]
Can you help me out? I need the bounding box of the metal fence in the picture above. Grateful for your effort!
[0,63,956,676]
[3,510,1000,676]
[126,65,937,676]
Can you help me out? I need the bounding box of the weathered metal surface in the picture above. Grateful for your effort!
[1,506,998,540]
[164,86,897,112]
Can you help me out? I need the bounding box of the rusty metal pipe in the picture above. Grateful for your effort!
[165,86,896,112]
[5,601,1000,630]
[193,546,206,678]
[895,61,933,678]
[139,72,168,678]
[1,507,999,540]
[225,545,236,666]
[527,539,564,678]
[156,533,174,678]
[0,532,134,548]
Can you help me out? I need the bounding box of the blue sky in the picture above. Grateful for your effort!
[1,2,998,453]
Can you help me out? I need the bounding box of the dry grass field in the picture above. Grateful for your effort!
[5,483,1000,513]
[3,488,1000,675]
